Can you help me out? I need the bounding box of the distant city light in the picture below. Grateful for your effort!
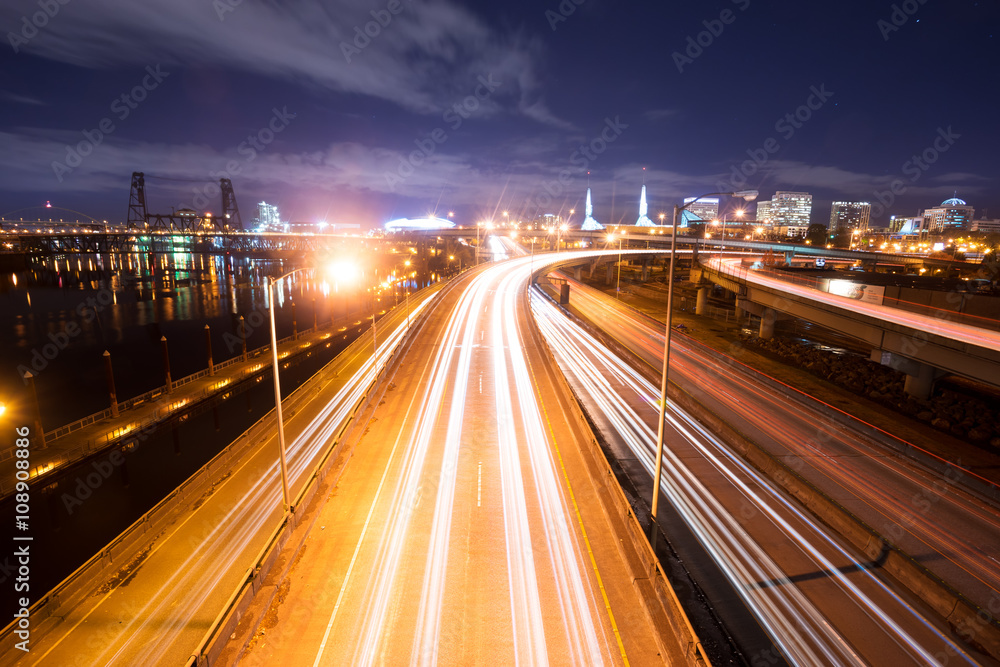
[384,217,455,231]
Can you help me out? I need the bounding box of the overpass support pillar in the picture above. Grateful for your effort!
[696,286,710,315]
[606,262,614,286]
[574,266,582,281]
[641,259,650,282]
[904,365,937,400]
[759,307,778,339]
[871,350,945,400]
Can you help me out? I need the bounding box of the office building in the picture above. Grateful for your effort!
[829,201,871,232]
[255,201,282,231]
[755,192,810,236]
[922,196,974,232]
[683,196,719,222]
[971,219,1000,233]
[755,200,771,223]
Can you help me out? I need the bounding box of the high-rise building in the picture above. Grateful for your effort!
[683,197,719,222]
[758,192,811,236]
[755,200,772,223]
[922,196,974,232]
[829,201,871,232]
[255,201,282,231]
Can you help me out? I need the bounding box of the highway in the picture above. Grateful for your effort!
[0,290,439,666]
[532,261,999,664]
[238,251,679,665]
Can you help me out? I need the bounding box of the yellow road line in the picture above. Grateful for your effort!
[525,340,631,667]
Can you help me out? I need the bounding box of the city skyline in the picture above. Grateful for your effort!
[0,0,997,228]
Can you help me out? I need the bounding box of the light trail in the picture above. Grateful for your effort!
[527,272,982,665]
[24,292,439,666]
[562,269,1000,614]
[309,255,618,665]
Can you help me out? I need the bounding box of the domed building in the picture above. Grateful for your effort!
[922,195,974,232]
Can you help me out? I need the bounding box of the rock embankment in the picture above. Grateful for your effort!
[740,333,1000,449]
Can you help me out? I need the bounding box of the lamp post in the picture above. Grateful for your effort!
[266,264,343,513]
[616,232,624,298]
[403,260,412,328]
[476,222,482,265]
[650,190,757,540]
[267,271,297,513]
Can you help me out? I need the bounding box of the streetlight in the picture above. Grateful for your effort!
[476,221,483,265]
[268,267,319,512]
[650,190,757,540]
[608,232,625,298]
[267,262,356,512]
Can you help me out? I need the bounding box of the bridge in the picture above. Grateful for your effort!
[696,255,1000,398]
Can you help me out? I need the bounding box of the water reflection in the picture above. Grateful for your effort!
[0,250,388,429]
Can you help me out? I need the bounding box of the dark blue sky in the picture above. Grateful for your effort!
[0,0,996,229]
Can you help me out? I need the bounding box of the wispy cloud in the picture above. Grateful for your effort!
[0,0,566,125]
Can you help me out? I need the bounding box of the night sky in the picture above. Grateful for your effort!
[0,0,996,229]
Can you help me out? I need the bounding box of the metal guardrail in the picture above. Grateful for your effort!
[0,321,356,495]
[0,288,442,654]
[183,283,449,666]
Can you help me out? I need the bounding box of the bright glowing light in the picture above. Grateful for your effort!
[326,259,359,285]
[0,403,6,418]
[385,217,455,231]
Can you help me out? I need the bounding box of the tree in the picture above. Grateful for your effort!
[805,223,827,246]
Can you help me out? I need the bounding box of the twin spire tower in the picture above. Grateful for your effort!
[570,171,659,230]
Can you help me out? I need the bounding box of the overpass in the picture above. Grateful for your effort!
[697,256,1000,398]
[395,226,977,272]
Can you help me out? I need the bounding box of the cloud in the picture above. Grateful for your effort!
[0,0,566,125]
